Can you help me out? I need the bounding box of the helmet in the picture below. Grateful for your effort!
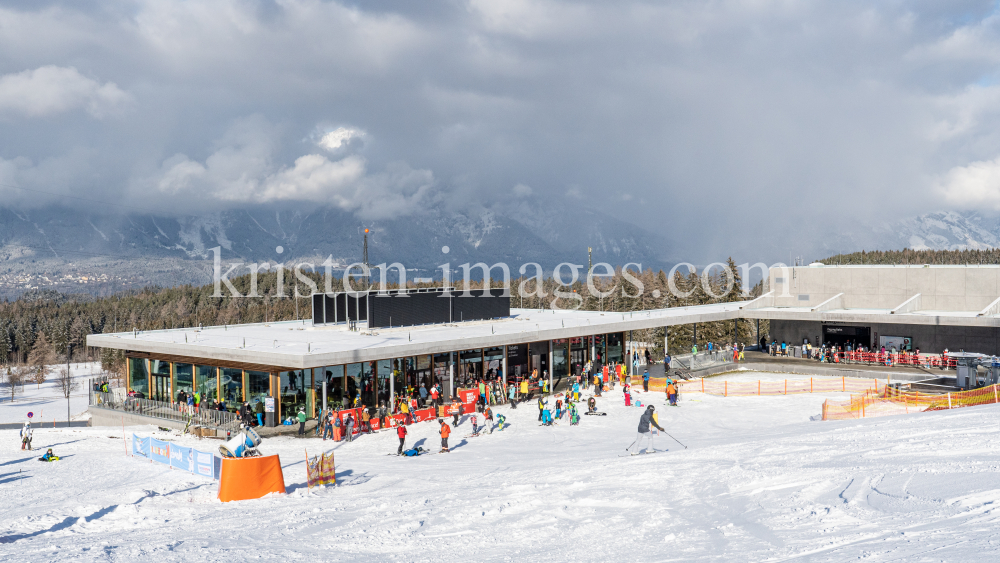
[647,405,655,411]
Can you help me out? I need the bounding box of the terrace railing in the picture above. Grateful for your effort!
[88,379,240,432]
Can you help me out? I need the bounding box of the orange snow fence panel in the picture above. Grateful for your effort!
[666,377,879,397]
[218,455,286,502]
[822,383,1000,421]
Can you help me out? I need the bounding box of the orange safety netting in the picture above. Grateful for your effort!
[644,376,879,396]
[822,384,1000,420]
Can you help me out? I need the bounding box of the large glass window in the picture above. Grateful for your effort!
[607,332,624,365]
[433,353,450,392]
[174,363,193,401]
[220,368,243,408]
[150,359,171,402]
[247,370,270,411]
[196,365,217,406]
[319,365,345,407]
[458,349,482,388]
[129,358,148,396]
[280,370,307,420]
[361,361,375,407]
[551,339,569,381]
[345,363,362,407]
[484,347,504,380]
[376,359,391,407]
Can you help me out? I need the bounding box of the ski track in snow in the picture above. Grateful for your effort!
[2,371,1000,561]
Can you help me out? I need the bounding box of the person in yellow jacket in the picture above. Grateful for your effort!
[520,377,529,400]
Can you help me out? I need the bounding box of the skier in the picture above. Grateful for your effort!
[345,413,355,442]
[439,419,451,452]
[508,382,518,408]
[297,408,307,435]
[572,380,580,402]
[642,369,650,392]
[629,405,664,455]
[667,381,678,406]
[484,406,494,434]
[624,386,632,406]
[496,413,507,431]
[20,421,32,451]
[569,403,580,425]
[451,397,461,427]
[471,414,479,435]
[537,396,547,421]
[541,405,553,426]
[396,423,407,455]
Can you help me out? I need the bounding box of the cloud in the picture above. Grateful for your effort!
[148,116,434,219]
[317,127,366,152]
[0,66,131,118]
[512,183,533,197]
[938,156,1000,209]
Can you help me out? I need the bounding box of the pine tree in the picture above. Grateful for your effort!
[27,332,56,389]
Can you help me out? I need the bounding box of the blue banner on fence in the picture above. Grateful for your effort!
[132,434,150,458]
[132,434,219,480]
[150,438,170,465]
[170,444,193,472]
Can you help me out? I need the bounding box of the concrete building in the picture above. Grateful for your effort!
[86,265,1000,426]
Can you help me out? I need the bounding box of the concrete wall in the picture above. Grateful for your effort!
[89,406,189,430]
[770,319,1000,355]
[769,266,1000,311]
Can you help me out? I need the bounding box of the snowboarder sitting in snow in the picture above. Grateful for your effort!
[38,448,59,462]
[587,397,597,414]
[402,446,424,457]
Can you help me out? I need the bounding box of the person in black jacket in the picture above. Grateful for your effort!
[629,405,664,455]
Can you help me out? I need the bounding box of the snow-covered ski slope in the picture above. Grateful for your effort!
[2,372,1000,561]
[0,362,99,424]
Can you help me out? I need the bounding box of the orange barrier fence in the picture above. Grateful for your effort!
[218,455,286,502]
[823,384,1000,420]
[643,376,879,396]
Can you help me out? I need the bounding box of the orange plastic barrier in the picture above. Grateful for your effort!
[649,377,879,397]
[218,455,286,502]
[823,383,1000,421]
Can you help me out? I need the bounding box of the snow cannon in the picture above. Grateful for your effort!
[219,427,262,458]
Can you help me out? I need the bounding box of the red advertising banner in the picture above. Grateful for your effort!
[413,408,435,422]
[459,389,477,404]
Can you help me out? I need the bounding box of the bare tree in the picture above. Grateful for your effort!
[27,332,56,389]
[56,366,79,425]
[2,364,30,403]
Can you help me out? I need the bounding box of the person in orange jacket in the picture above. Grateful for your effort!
[666,381,678,406]
[439,419,451,452]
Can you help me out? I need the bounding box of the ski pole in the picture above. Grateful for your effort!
[625,439,637,452]
[662,430,687,449]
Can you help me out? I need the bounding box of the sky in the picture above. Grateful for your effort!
[2,0,1000,259]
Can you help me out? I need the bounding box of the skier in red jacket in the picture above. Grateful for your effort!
[397,423,408,455]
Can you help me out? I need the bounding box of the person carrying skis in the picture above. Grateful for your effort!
[667,381,678,406]
[20,421,32,450]
[439,419,451,452]
[397,423,407,455]
[484,406,494,434]
[629,405,664,455]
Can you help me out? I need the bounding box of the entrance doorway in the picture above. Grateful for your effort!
[823,325,871,349]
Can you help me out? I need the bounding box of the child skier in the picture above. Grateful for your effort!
[667,381,678,406]
[471,414,479,435]
[439,419,451,452]
[484,406,494,434]
[20,422,32,451]
[572,381,580,402]
[569,403,580,425]
[555,399,562,419]
[496,413,507,431]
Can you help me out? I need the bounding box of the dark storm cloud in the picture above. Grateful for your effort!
[1,0,999,257]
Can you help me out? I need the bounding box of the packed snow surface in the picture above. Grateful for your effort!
[2,372,1000,561]
[0,362,98,423]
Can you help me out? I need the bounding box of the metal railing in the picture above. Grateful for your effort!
[669,349,736,371]
[88,379,240,431]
